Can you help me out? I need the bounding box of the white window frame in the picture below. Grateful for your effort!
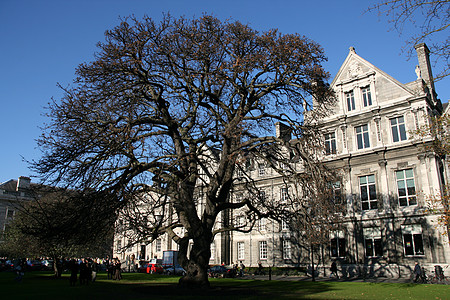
[325,132,337,155]
[258,163,265,177]
[361,86,372,107]
[281,220,289,231]
[237,242,245,260]
[346,90,355,111]
[259,241,268,260]
[391,116,407,142]
[156,239,162,252]
[258,218,267,232]
[363,228,382,257]
[280,187,289,203]
[282,240,291,259]
[401,225,424,256]
[359,174,377,210]
[356,124,370,149]
[396,169,417,206]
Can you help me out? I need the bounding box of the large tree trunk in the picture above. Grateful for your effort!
[178,235,211,288]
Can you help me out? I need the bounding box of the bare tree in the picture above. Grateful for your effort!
[368,0,449,81]
[415,114,450,240]
[32,14,335,287]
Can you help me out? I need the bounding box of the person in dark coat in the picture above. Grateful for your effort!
[330,260,339,279]
[114,259,122,280]
[69,259,78,286]
[413,262,422,283]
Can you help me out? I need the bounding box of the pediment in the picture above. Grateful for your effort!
[331,47,415,99]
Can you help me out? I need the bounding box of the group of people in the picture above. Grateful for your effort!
[68,256,123,286]
[68,258,100,286]
[105,257,122,281]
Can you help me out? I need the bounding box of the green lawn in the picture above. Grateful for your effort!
[1,271,448,299]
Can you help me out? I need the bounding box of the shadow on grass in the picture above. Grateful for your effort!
[1,271,337,299]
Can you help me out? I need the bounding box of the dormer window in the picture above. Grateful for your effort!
[258,163,265,176]
[361,86,372,107]
[346,90,355,111]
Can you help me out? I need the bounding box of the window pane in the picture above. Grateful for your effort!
[338,238,346,257]
[392,126,399,142]
[330,238,338,257]
[405,169,413,178]
[399,124,407,140]
[361,186,368,201]
[403,234,414,256]
[396,171,404,180]
[398,182,406,196]
[360,176,367,185]
[362,202,369,210]
[363,132,370,148]
[368,175,375,183]
[365,239,374,257]
[409,196,417,206]
[413,234,424,255]
[369,185,376,200]
[374,239,382,256]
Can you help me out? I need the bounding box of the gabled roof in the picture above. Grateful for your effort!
[331,47,415,97]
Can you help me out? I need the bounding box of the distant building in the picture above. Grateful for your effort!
[114,44,449,278]
[0,176,34,241]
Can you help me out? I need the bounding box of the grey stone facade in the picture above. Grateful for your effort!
[114,44,449,278]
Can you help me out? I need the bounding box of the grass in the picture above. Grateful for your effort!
[1,271,449,299]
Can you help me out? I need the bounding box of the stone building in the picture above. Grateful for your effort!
[0,176,34,241]
[114,44,449,278]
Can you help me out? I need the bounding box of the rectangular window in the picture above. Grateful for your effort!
[396,169,417,206]
[237,242,245,260]
[361,86,372,107]
[356,124,370,149]
[346,91,355,111]
[6,208,15,219]
[325,132,337,155]
[330,181,343,204]
[258,218,266,232]
[259,190,266,202]
[280,187,289,202]
[282,240,291,259]
[330,238,345,258]
[258,164,265,176]
[363,228,382,257]
[359,175,377,210]
[402,225,424,256]
[116,240,122,251]
[156,239,162,252]
[259,241,268,260]
[391,116,407,142]
[365,238,382,257]
[281,220,289,231]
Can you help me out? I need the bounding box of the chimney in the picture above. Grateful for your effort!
[16,176,31,191]
[415,43,437,103]
[275,122,291,142]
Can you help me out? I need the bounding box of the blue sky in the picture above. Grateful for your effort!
[1,0,448,183]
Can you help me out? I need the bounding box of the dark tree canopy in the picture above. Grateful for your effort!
[33,14,335,287]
